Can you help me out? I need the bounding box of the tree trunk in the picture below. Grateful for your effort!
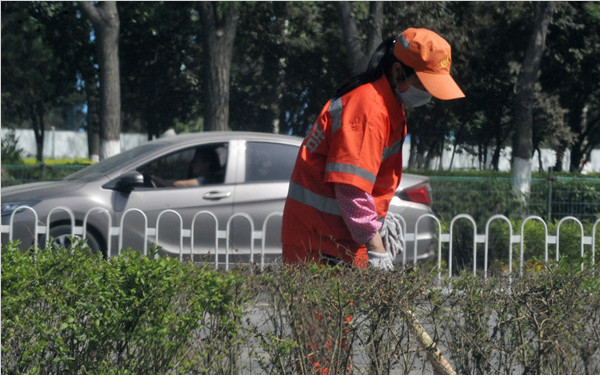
[267,4,289,134]
[448,143,457,171]
[336,2,383,75]
[85,77,101,162]
[79,1,121,160]
[569,105,597,172]
[553,143,566,171]
[536,146,544,172]
[511,2,555,198]
[408,137,418,169]
[31,103,45,162]
[491,145,501,171]
[437,143,444,171]
[416,141,427,169]
[200,2,238,132]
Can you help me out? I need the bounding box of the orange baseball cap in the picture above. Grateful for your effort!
[393,28,465,100]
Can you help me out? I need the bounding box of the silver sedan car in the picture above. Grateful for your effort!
[1,131,435,264]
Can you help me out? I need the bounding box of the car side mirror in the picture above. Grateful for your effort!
[107,171,145,192]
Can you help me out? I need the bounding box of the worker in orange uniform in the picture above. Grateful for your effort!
[282,28,465,270]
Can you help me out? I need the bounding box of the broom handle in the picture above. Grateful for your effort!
[404,309,457,375]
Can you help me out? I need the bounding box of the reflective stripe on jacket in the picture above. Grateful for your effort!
[282,74,407,265]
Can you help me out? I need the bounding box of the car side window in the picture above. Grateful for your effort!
[245,142,297,183]
[138,143,228,188]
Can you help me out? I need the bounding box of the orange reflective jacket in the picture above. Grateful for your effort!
[282,75,407,266]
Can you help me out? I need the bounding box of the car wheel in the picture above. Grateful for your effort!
[49,224,105,256]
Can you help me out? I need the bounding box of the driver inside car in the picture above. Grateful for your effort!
[151,147,222,187]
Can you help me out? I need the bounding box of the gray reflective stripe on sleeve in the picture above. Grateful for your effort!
[325,162,376,184]
[382,138,404,162]
[288,181,341,216]
[329,97,343,134]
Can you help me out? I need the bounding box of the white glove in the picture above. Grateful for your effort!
[367,251,394,271]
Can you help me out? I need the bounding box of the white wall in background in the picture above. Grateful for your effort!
[1,128,148,160]
[2,128,599,172]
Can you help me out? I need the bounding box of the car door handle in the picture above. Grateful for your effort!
[202,191,232,201]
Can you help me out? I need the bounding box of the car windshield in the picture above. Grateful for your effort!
[64,142,165,181]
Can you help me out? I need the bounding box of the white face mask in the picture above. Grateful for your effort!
[397,85,432,108]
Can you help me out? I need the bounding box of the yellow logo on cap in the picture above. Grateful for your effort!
[440,57,450,68]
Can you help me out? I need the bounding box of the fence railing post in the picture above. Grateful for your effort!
[449,214,477,277]
[119,208,148,256]
[546,167,556,221]
[484,215,513,280]
[190,211,220,268]
[82,207,112,257]
[225,213,254,271]
[155,209,184,261]
[556,216,585,271]
[262,212,283,271]
[520,216,549,276]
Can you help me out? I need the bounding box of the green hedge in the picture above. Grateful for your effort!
[1,243,247,375]
[3,241,599,375]
[409,170,600,222]
[2,163,90,186]
[22,158,95,166]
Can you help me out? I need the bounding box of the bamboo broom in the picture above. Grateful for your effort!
[403,309,457,375]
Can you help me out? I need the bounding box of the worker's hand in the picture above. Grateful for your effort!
[367,251,394,271]
[366,232,393,270]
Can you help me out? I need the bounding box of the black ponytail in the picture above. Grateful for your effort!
[333,38,402,99]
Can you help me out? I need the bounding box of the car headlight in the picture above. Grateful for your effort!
[1,201,40,217]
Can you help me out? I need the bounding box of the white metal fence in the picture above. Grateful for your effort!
[2,206,598,277]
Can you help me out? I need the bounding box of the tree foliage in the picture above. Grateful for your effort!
[1,1,598,172]
[119,2,201,138]
[1,2,77,161]
[541,2,600,172]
